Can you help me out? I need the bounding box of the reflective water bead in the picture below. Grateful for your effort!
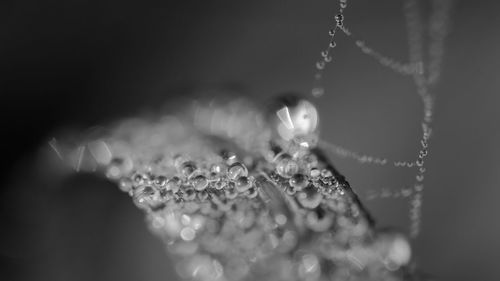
[310,168,321,178]
[154,175,167,187]
[133,185,161,209]
[192,175,209,191]
[118,178,133,192]
[297,186,323,209]
[210,163,226,176]
[181,161,197,178]
[106,157,133,180]
[268,95,320,148]
[320,169,333,178]
[227,162,248,180]
[166,177,182,193]
[182,187,197,201]
[377,232,412,271]
[276,155,299,178]
[335,14,344,25]
[213,180,226,190]
[220,150,238,165]
[245,186,259,199]
[236,176,251,192]
[133,173,148,186]
[197,191,209,201]
[289,173,309,191]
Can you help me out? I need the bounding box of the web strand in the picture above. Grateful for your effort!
[312,0,454,238]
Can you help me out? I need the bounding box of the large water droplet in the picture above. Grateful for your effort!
[192,175,209,191]
[227,162,248,180]
[267,94,320,148]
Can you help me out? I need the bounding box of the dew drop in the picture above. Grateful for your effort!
[181,161,197,178]
[154,175,167,187]
[267,94,320,147]
[305,208,333,232]
[225,182,238,199]
[182,187,197,201]
[245,186,259,199]
[311,88,325,98]
[192,175,209,191]
[167,177,182,193]
[297,185,323,209]
[133,185,161,209]
[289,173,309,191]
[276,155,299,178]
[236,176,251,192]
[298,254,321,281]
[227,162,248,180]
[310,168,321,178]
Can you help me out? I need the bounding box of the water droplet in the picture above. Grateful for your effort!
[227,162,248,180]
[192,175,208,191]
[329,41,337,48]
[133,173,148,186]
[377,233,412,271]
[316,61,325,70]
[118,178,133,192]
[181,161,197,178]
[154,175,167,187]
[320,169,333,178]
[276,155,299,178]
[305,208,333,232]
[106,157,133,180]
[236,176,251,192]
[335,14,344,25]
[167,177,182,193]
[298,254,321,281]
[310,168,321,178]
[210,163,226,176]
[267,94,320,147]
[180,227,196,241]
[311,88,324,98]
[225,182,238,199]
[297,185,323,209]
[289,173,308,191]
[245,186,259,198]
[220,150,238,165]
[133,185,161,208]
[182,187,197,201]
[328,29,335,36]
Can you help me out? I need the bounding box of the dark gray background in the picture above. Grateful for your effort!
[1,1,499,281]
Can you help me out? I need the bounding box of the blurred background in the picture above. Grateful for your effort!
[1,0,499,280]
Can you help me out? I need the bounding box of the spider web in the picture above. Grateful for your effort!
[312,0,455,238]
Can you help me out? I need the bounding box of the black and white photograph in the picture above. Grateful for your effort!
[1,1,499,281]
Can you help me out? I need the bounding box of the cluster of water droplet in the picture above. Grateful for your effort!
[47,96,412,281]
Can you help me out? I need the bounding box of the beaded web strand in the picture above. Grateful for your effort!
[311,0,454,238]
